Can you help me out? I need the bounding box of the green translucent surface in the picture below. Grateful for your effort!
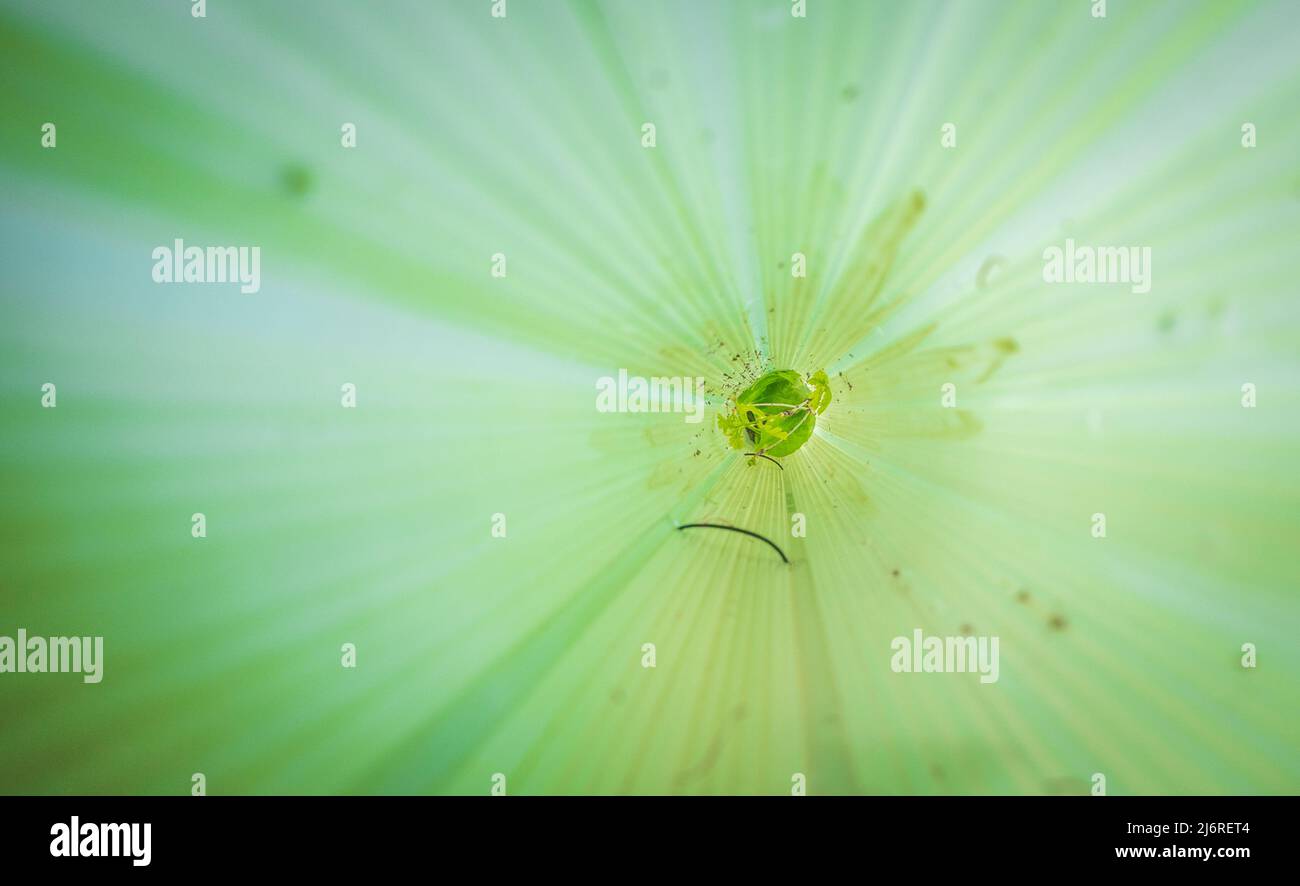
[0,0,1297,794]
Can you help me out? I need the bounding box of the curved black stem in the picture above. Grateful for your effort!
[744,452,784,470]
[676,523,789,564]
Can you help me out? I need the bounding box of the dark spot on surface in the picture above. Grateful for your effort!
[279,163,313,199]
[1157,310,1176,333]
[1048,613,1068,631]
[1015,589,1031,604]
[841,84,860,102]
[1044,776,1088,795]
[891,569,900,577]
[958,623,974,636]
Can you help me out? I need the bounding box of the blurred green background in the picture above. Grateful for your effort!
[1,0,1297,794]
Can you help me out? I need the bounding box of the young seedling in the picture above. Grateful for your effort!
[717,369,831,465]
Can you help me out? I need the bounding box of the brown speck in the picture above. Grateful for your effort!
[1048,614,1068,631]
[1015,589,1031,604]
[958,623,973,636]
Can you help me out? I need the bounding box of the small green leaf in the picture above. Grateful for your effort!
[719,368,829,459]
